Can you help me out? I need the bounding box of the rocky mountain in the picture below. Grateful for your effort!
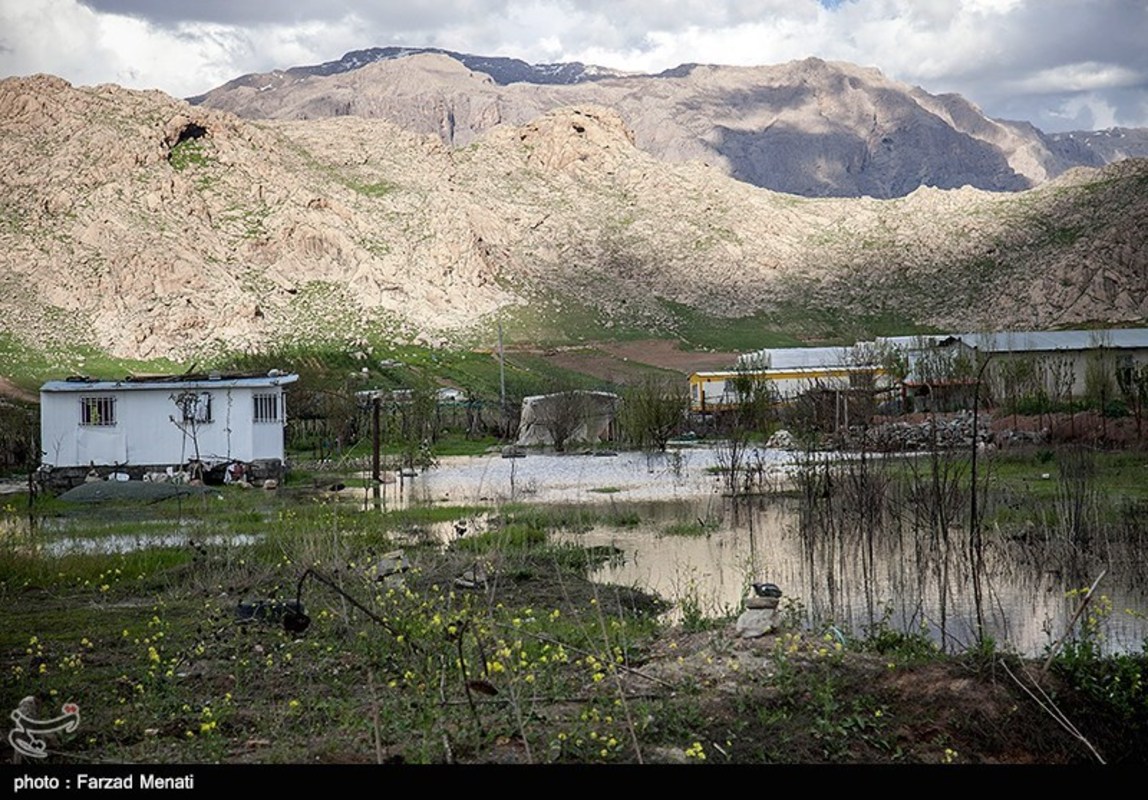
[1047,127,1148,166]
[186,46,625,96]
[191,49,1134,199]
[1,74,1146,365]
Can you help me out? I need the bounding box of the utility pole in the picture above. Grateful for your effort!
[498,318,507,439]
[371,393,381,508]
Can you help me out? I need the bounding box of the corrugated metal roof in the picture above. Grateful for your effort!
[41,373,299,393]
[692,366,878,379]
[874,335,953,350]
[732,329,1148,382]
[738,345,854,370]
[948,329,1148,352]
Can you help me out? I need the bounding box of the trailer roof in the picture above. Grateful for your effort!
[41,372,298,393]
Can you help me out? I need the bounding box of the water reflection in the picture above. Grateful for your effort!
[554,498,1148,657]
[362,449,1146,656]
[399,447,786,506]
[17,446,1146,657]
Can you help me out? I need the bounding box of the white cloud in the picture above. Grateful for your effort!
[1050,93,1121,130]
[1008,62,1144,94]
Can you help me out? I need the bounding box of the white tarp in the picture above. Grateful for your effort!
[516,391,619,447]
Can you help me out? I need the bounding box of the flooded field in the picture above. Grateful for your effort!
[398,446,747,505]
[14,446,1148,657]
[551,498,1148,656]
[382,448,1148,656]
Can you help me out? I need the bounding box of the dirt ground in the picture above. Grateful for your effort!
[414,553,1142,765]
[477,620,1142,765]
[0,376,36,403]
[522,339,738,384]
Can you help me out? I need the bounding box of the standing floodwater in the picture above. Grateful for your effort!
[372,447,1148,656]
[549,496,1148,656]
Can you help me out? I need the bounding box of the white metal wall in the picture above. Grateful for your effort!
[40,386,286,468]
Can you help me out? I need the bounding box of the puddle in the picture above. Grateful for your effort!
[364,446,801,508]
[553,498,1148,657]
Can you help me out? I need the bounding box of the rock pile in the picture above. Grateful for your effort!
[765,429,800,450]
[770,414,1050,454]
[735,582,783,639]
[857,412,993,451]
[858,412,1053,451]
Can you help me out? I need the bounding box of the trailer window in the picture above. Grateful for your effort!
[80,396,116,427]
[179,392,213,424]
[253,393,279,423]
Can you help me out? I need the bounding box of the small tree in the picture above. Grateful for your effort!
[0,399,38,480]
[1047,356,1075,411]
[1084,330,1118,418]
[532,389,591,453]
[170,390,210,463]
[1117,361,1148,439]
[390,384,438,473]
[619,376,688,452]
[716,369,778,496]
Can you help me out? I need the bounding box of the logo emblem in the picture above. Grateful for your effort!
[9,700,81,759]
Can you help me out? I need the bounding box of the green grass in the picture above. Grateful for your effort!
[872,447,1148,533]
[453,522,546,552]
[1,490,670,763]
[0,333,184,392]
[654,298,939,353]
[348,180,396,198]
[482,296,656,348]
[984,449,1148,504]
[661,520,710,537]
[382,505,490,525]
[655,299,802,351]
[168,138,211,172]
[0,541,195,594]
[498,503,642,532]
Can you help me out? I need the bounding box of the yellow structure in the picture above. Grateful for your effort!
[688,366,888,413]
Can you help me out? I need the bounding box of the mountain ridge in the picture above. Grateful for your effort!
[2,74,1145,366]
[190,48,1148,199]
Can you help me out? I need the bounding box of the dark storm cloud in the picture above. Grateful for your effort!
[78,0,512,28]
[941,0,1148,86]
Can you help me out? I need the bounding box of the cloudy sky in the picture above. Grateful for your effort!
[2,0,1146,132]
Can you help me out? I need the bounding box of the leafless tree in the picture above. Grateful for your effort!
[618,375,687,452]
[533,390,592,453]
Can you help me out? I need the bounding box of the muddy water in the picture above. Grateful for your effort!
[370,449,1148,655]
[34,532,261,556]
[550,498,1148,657]
[394,446,794,506]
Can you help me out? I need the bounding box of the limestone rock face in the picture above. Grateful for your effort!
[2,73,1147,362]
[193,52,1123,198]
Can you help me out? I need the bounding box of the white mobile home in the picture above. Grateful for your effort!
[871,329,1148,409]
[40,372,298,472]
